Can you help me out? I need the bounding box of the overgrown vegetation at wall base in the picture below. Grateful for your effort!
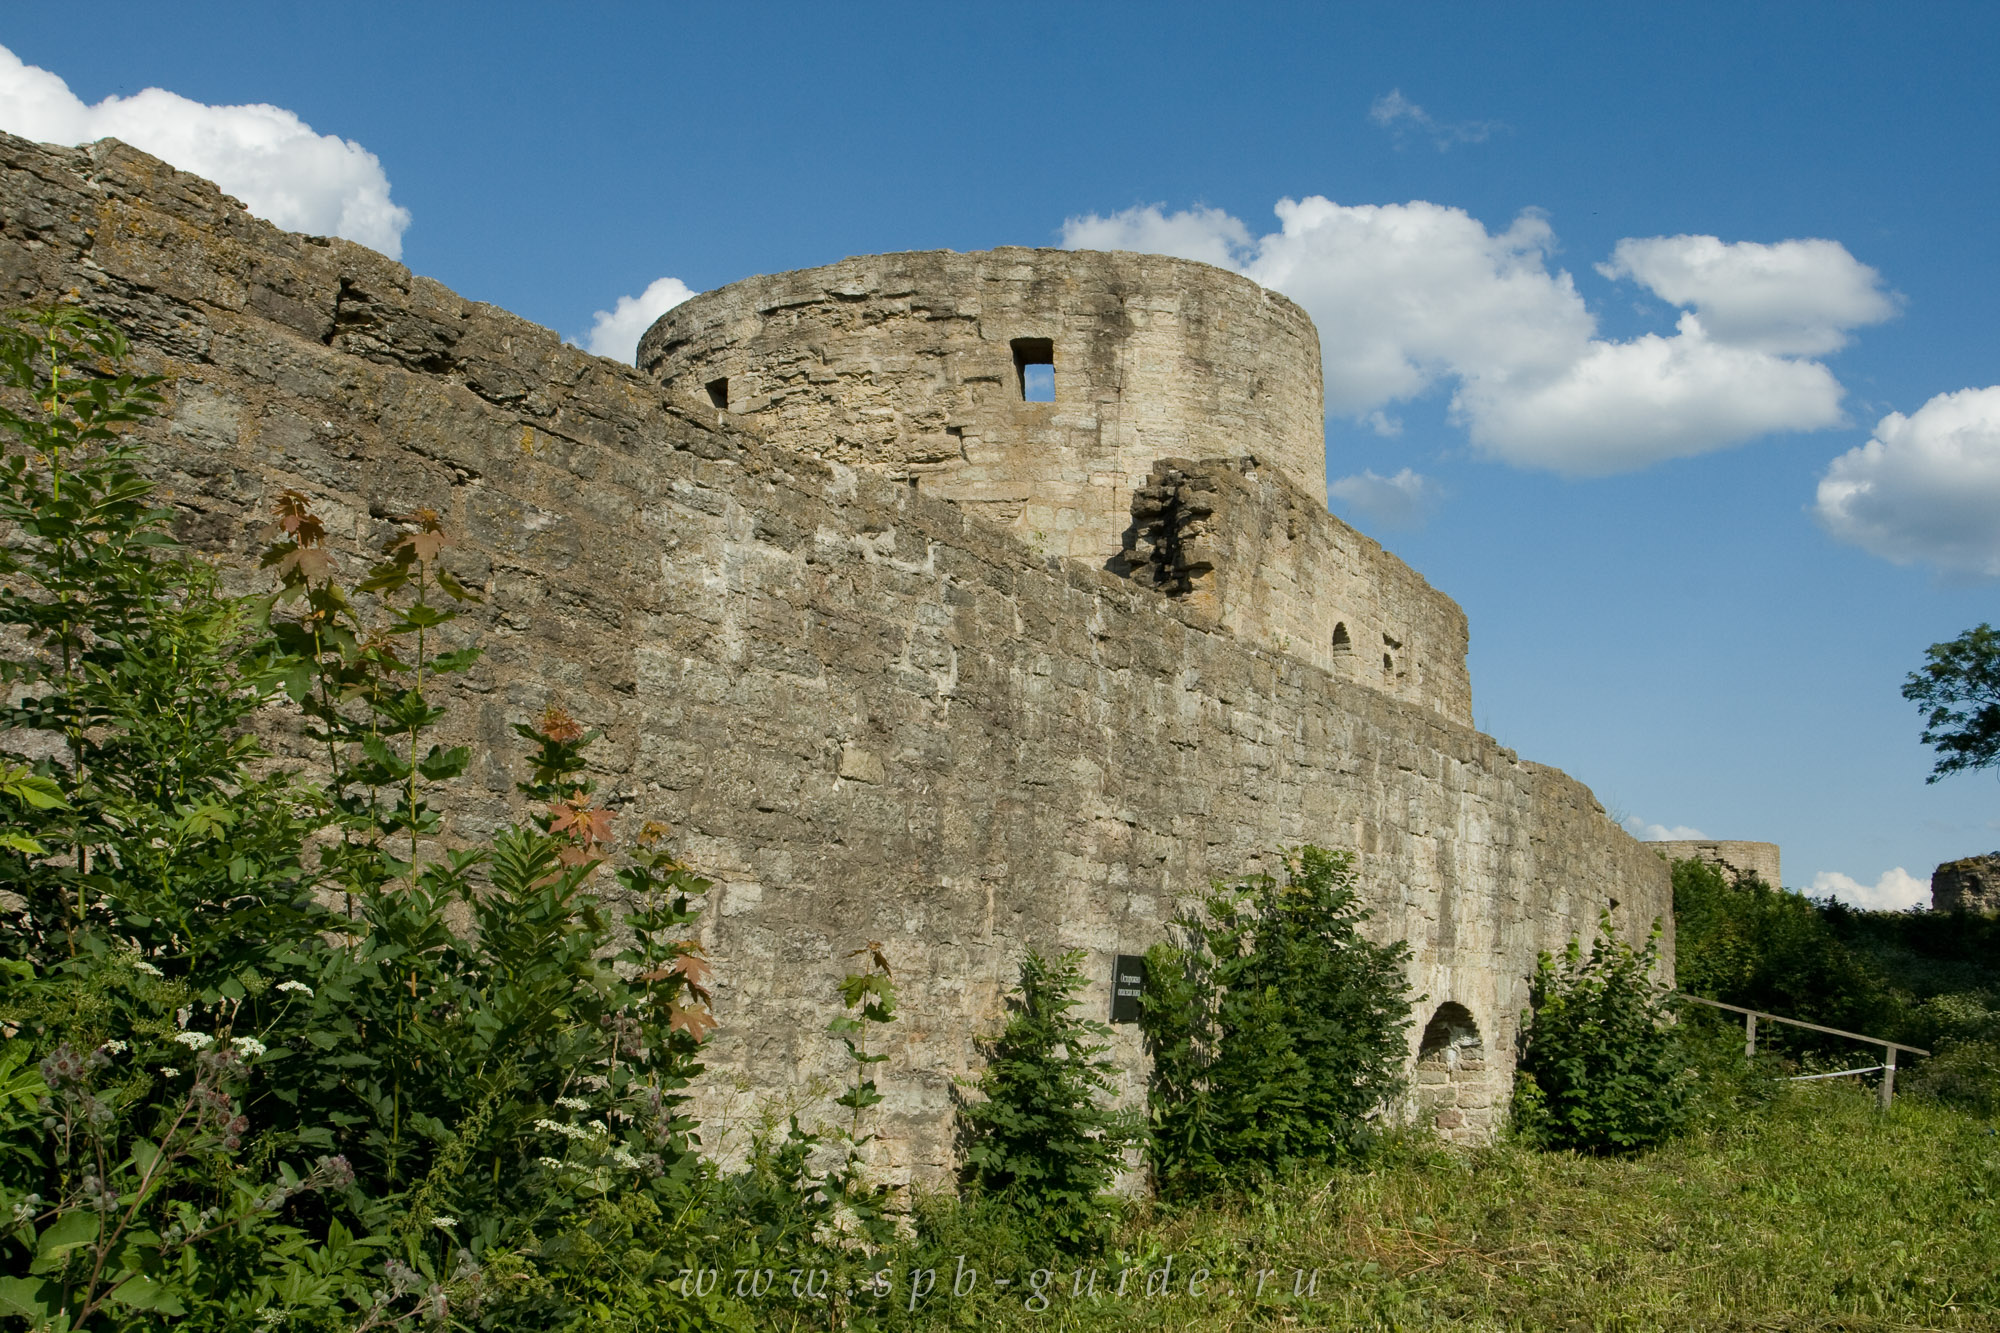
[959,948,1140,1251]
[864,1084,1997,1332]
[1672,858,1891,1046]
[0,310,721,1329]
[1672,856,2000,1113]
[1511,916,1687,1154]
[1139,846,1412,1199]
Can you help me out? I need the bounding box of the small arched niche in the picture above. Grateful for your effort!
[1414,1002,1490,1143]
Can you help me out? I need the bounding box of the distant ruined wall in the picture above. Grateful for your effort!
[639,248,1327,568]
[1931,853,2000,914]
[0,132,1670,1176]
[1650,840,1782,890]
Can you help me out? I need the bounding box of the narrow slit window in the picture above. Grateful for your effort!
[704,377,730,410]
[1331,622,1352,654]
[1012,338,1055,402]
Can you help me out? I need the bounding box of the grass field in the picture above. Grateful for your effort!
[743,1082,1998,1332]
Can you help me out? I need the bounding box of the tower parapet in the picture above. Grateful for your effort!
[644,247,1471,723]
[639,247,1326,566]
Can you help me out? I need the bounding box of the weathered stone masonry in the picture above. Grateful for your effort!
[0,131,1670,1174]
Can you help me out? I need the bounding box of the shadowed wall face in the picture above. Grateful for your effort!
[639,248,1328,566]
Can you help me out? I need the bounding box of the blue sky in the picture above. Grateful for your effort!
[4,3,1997,907]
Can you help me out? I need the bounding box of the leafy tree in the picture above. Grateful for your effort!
[1140,845,1412,1198]
[1513,915,1688,1155]
[1903,622,2000,782]
[960,948,1141,1249]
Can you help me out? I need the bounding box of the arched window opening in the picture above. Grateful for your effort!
[1418,1002,1483,1068]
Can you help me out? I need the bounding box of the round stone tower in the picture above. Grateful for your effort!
[638,247,1326,563]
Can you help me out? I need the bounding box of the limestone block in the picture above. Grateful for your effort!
[838,744,886,784]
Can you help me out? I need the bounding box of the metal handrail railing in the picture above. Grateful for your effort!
[1676,994,1930,1109]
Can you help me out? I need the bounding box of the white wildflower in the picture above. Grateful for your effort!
[431,1215,457,1230]
[610,1149,643,1170]
[533,1119,591,1142]
[587,1120,609,1136]
[159,1067,179,1078]
[231,1036,267,1059]
[275,980,313,997]
[100,1040,129,1055]
[173,1032,215,1051]
[132,959,164,977]
[554,1095,590,1111]
[537,1156,564,1169]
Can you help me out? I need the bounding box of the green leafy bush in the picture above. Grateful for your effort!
[1513,915,1688,1154]
[960,948,1141,1250]
[1140,846,1412,1198]
[1671,857,1893,1047]
[0,309,719,1329]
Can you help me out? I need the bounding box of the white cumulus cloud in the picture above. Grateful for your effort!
[1814,387,2000,578]
[1599,235,1898,356]
[0,44,410,259]
[1327,468,1440,529]
[1808,867,1929,912]
[581,277,697,365]
[1458,313,1847,475]
[1059,203,1252,272]
[1622,818,1708,842]
[1059,201,1885,475]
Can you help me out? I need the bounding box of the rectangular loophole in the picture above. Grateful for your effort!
[704,376,729,410]
[1011,338,1054,402]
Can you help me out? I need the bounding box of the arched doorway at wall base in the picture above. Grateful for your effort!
[1415,1002,1492,1144]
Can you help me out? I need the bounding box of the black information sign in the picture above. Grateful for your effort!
[1109,954,1147,1025]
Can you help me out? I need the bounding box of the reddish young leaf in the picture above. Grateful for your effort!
[534,703,586,744]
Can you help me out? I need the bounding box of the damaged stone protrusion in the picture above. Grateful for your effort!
[1124,457,1239,597]
[1932,852,2000,914]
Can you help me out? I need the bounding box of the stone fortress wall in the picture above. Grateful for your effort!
[643,250,1472,725]
[1650,840,1782,889]
[0,131,1671,1174]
